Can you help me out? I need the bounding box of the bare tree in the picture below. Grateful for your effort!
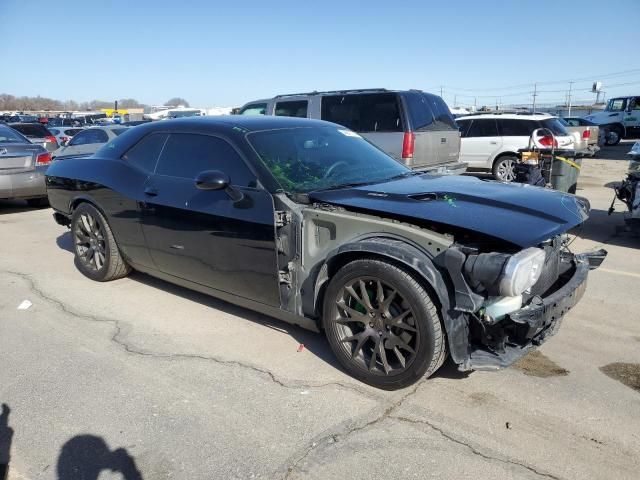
[164,97,190,107]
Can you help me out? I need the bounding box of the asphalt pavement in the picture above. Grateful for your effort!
[1,141,639,479]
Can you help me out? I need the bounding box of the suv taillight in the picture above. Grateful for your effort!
[45,135,57,145]
[582,129,591,140]
[36,152,52,166]
[538,135,558,147]
[402,132,415,159]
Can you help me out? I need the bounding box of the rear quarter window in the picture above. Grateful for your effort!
[403,92,457,131]
[321,93,402,132]
[121,133,168,173]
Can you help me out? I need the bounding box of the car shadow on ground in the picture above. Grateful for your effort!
[55,231,343,374]
[578,208,640,248]
[0,199,49,215]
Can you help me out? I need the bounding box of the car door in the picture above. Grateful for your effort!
[139,132,280,307]
[459,119,501,168]
[623,97,640,132]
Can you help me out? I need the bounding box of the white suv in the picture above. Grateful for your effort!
[457,113,575,181]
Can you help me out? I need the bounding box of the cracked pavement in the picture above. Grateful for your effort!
[1,145,640,479]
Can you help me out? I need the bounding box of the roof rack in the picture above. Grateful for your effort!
[459,110,550,117]
[274,88,389,98]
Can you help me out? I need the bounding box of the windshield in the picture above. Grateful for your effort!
[606,98,627,112]
[0,125,30,143]
[247,126,409,193]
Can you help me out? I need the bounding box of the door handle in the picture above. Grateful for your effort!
[490,141,498,145]
[144,187,158,197]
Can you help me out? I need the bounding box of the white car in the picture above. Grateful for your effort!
[457,113,575,181]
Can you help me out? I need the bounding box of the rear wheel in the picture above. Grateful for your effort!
[71,203,130,281]
[323,258,446,390]
[492,155,517,182]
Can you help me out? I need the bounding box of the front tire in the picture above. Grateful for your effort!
[605,126,622,146]
[323,258,446,390]
[492,155,517,182]
[71,203,131,282]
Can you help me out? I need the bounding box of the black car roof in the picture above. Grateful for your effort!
[137,115,337,134]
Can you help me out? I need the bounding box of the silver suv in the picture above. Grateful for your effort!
[238,89,466,174]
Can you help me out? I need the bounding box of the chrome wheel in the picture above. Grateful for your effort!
[495,158,516,182]
[74,212,106,271]
[332,277,420,376]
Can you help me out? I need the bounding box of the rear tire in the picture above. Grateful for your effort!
[323,258,446,390]
[492,155,517,182]
[71,203,131,282]
[26,197,49,208]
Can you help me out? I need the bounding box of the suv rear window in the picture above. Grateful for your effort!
[403,92,456,131]
[321,93,402,132]
[275,100,308,118]
[540,118,569,136]
[10,123,50,137]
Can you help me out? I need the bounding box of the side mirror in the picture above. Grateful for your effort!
[195,170,244,202]
[195,170,230,190]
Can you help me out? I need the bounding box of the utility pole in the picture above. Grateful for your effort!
[567,81,573,116]
[474,97,477,111]
[454,94,457,107]
[440,86,444,98]
[532,83,538,113]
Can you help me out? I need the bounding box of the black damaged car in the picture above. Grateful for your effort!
[46,116,606,390]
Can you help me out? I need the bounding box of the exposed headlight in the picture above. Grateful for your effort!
[498,248,546,296]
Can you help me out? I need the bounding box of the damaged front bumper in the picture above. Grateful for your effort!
[460,249,607,371]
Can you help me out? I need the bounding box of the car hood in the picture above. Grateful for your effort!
[308,174,589,248]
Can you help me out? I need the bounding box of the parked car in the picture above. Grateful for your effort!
[456,113,575,181]
[559,117,601,157]
[48,117,83,127]
[8,122,59,152]
[0,124,51,206]
[8,115,38,123]
[52,126,128,160]
[47,127,85,146]
[238,89,466,175]
[45,116,605,389]
[584,96,640,145]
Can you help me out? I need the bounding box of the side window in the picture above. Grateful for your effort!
[321,93,402,132]
[497,119,536,137]
[69,129,109,146]
[122,133,168,173]
[155,133,254,186]
[466,119,498,137]
[457,120,471,137]
[632,97,640,111]
[274,100,308,118]
[565,119,579,127]
[239,103,267,115]
[429,95,458,130]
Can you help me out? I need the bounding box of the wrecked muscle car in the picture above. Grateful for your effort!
[45,116,606,390]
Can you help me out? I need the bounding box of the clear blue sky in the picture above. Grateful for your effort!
[2,0,639,108]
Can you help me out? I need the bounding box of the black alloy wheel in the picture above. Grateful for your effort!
[74,210,107,272]
[71,203,131,282]
[323,259,446,390]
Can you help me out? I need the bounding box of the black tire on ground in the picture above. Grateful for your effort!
[605,126,623,146]
[26,197,49,208]
[322,258,447,390]
[492,155,518,182]
[71,203,131,282]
